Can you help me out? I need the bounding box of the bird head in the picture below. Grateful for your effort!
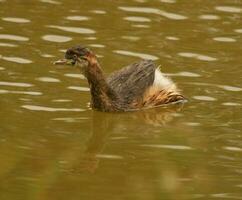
[54,45,96,70]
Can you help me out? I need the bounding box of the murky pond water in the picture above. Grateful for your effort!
[1,0,242,199]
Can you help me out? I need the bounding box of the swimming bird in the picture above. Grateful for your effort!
[54,45,186,112]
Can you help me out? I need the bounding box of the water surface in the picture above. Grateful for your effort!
[0,0,242,199]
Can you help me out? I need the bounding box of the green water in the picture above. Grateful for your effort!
[0,0,242,199]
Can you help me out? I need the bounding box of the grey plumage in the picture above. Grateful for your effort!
[107,60,156,103]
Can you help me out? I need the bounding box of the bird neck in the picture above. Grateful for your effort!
[85,61,120,112]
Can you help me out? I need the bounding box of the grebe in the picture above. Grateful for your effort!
[54,45,186,112]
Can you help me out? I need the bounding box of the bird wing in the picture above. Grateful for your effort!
[107,60,156,103]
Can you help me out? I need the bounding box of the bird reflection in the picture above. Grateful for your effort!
[70,103,184,173]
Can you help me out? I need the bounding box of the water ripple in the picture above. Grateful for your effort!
[187,82,242,92]
[47,25,95,34]
[40,0,61,5]
[68,86,90,92]
[199,14,220,20]
[113,50,158,60]
[36,77,61,83]
[0,34,29,41]
[64,73,85,79]
[223,146,242,151]
[160,0,176,3]
[235,29,242,33]
[52,117,87,123]
[132,24,150,28]
[218,85,242,92]
[84,36,97,40]
[165,36,180,41]
[65,16,90,21]
[0,89,42,95]
[0,42,18,47]
[193,95,217,101]
[22,105,84,112]
[121,36,140,41]
[0,55,32,64]
[2,17,31,23]
[222,102,241,106]
[119,6,187,20]
[213,37,236,42]
[52,99,72,102]
[183,122,201,127]
[124,16,151,22]
[90,10,106,14]
[215,6,242,13]
[88,44,105,48]
[42,35,72,43]
[141,144,193,150]
[0,81,33,87]
[41,54,54,58]
[96,154,123,159]
[178,52,217,61]
[210,193,242,199]
[166,71,201,77]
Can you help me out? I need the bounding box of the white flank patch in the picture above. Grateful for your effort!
[153,68,177,91]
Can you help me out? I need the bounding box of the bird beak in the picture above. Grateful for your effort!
[53,58,75,65]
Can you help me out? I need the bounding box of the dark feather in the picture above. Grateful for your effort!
[107,60,156,103]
